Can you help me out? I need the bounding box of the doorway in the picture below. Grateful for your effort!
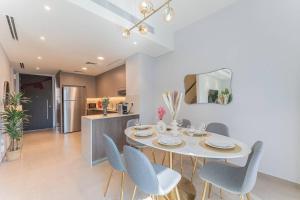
[20,74,53,131]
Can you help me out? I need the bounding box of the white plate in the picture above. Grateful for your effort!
[134,130,153,137]
[133,125,151,131]
[158,137,183,146]
[205,139,236,149]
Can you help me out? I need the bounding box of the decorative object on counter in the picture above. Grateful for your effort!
[156,106,167,133]
[162,91,183,136]
[184,68,232,105]
[101,97,110,116]
[0,92,30,161]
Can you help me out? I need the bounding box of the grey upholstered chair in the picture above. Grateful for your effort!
[206,122,229,136]
[103,134,126,200]
[126,119,157,163]
[199,141,264,200]
[191,122,230,182]
[124,145,181,200]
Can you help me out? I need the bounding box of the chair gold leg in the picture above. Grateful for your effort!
[220,188,223,199]
[120,172,125,200]
[164,195,170,200]
[190,156,194,166]
[246,193,251,200]
[175,186,181,200]
[201,181,208,200]
[131,185,137,200]
[191,157,198,182]
[104,169,113,196]
[152,150,157,163]
[240,195,244,200]
[180,155,183,175]
[161,152,167,165]
[208,183,212,198]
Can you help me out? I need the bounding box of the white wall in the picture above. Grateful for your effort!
[147,0,300,183]
[0,44,13,161]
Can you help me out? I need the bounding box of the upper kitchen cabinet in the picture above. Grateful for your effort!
[96,65,126,97]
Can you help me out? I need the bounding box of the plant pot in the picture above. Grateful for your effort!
[6,149,21,161]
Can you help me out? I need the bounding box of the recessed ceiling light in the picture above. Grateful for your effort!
[36,67,40,70]
[82,67,87,70]
[40,36,46,41]
[44,5,51,11]
[97,56,104,61]
[133,41,138,45]
[37,56,42,60]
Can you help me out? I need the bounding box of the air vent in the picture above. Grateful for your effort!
[85,61,97,65]
[6,15,18,40]
[19,63,25,69]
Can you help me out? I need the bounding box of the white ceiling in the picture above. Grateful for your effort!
[0,0,238,75]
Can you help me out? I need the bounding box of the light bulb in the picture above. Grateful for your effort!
[163,6,175,22]
[122,29,130,38]
[138,24,148,34]
[139,0,153,15]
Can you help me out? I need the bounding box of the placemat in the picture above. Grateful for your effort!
[152,138,186,149]
[130,129,157,139]
[199,141,241,153]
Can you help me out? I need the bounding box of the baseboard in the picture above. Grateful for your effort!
[23,128,54,133]
[258,172,300,188]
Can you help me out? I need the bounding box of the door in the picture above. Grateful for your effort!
[20,74,53,131]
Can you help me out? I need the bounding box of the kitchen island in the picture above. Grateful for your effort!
[81,113,139,165]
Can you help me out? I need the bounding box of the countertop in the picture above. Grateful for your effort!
[82,113,139,120]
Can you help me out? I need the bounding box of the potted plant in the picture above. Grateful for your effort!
[1,92,30,161]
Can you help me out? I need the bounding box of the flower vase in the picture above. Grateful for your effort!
[103,106,108,116]
[156,120,167,133]
[171,120,179,136]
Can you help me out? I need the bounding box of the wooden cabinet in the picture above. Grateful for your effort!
[96,65,125,97]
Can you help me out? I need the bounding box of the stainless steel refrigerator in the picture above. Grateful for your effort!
[62,86,86,133]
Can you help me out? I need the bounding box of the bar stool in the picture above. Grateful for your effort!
[103,134,126,200]
[124,145,182,200]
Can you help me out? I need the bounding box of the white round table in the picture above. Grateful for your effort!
[125,125,251,200]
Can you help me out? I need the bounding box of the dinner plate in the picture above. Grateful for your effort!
[205,139,236,149]
[133,125,151,131]
[134,130,153,137]
[158,136,183,146]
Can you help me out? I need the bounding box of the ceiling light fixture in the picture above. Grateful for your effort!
[44,5,51,11]
[133,41,138,45]
[163,3,175,22]
[97,56,104,60]
[40,36,46,41]
[37,56,42,60]
[36,67,40,70]
[82,67,88,70]
[122,0,174,38]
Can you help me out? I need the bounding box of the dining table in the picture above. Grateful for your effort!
[124,125,251,200]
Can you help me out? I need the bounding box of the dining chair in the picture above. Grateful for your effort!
[124,145,182,200]
[199,141,264,200]
[190,122,230,196]
[103,134,126,200]
[206,122,229,137]
[191,122,230,182]
[126,119,157,163]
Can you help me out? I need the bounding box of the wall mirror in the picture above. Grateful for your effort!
[184,68,232,105]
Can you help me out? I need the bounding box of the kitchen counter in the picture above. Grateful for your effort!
[81,113,139,165]
[82,113,139,120]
